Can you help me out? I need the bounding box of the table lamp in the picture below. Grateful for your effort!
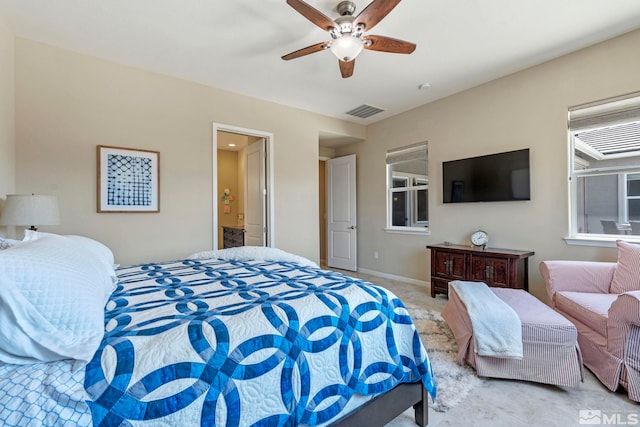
[0,194,60,231]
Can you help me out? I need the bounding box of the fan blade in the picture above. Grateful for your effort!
[282,42,329,60]
[363,35,416,54]
[339,60,354,78]
[354,0,401,31]
[286,0,337,31]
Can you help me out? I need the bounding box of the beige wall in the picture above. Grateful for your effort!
[0,17,15,224]
[336,29,640,300]
[319,146,336,158]
[237,144,246,222]
[10,30,640,298]
[217,149,239,249]
[217,130,254,220]
[14,38,365,264]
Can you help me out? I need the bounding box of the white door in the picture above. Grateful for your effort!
[245,139,266,246]
[327,154,357,271]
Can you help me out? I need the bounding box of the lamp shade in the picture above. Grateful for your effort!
[330,35,364,62]
[0,194,60,229]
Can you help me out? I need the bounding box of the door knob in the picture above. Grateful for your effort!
[348,225,356,229]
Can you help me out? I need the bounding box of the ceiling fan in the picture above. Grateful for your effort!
[282,0,416,78]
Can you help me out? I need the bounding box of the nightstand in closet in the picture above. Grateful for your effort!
[222,226,245,249]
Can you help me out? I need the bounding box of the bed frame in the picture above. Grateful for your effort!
[330,382,428,426]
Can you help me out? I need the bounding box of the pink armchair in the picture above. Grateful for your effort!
[540,258,640,401]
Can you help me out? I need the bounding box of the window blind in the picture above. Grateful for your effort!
[385,142,428,164]
[569,92,640,132]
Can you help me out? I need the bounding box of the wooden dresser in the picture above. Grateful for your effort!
[222,226,245,249]
[426,243,534,298]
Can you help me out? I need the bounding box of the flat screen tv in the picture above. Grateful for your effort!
[442,148,530,203]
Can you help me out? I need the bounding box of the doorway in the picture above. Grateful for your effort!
[319,136,362,270]
[212,123,274,250]
[319,159,327,266]
[326,154,357,271]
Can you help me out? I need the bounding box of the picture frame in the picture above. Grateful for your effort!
[97,145,160,213]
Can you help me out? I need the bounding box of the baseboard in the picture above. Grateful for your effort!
[356,267,430,288]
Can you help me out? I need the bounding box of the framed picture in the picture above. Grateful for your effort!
[97,145,160,212]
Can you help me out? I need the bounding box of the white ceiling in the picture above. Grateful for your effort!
[2,0,640,132]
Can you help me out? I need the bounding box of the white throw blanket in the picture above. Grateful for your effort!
[450,281,523,359]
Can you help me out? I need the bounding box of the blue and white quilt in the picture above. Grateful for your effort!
[1,257,436,426]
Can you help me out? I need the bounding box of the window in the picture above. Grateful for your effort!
[568,92,640,240]
[386,142,428,232]
[627,173,640,220]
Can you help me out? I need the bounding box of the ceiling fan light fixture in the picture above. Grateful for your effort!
[330,35,364,62]
[283,0,416,77]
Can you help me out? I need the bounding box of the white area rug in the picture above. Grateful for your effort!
[407,304,483,412]
[385,305,483,426]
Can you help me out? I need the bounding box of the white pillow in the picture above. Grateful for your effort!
[0,233,114,364]
[188,246,319,268]
[0,237,20,250]
[66,235,119,293]
[22,228,40,242]
[22,231,118,292]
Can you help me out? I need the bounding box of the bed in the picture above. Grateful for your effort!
[0,233,436,426]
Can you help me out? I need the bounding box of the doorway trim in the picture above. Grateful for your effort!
[212,123,275,249]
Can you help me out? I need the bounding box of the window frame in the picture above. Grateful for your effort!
[385,142,429,235]
[626,173,640,221]
[388,171,429,228]
[566,92,640,246]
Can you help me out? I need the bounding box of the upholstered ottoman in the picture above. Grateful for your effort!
[441,285,583,387]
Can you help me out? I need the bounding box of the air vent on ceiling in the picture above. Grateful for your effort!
[345,104,384,119]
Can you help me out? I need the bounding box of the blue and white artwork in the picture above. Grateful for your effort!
[107,154,152,207]
[98,146,159,212]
